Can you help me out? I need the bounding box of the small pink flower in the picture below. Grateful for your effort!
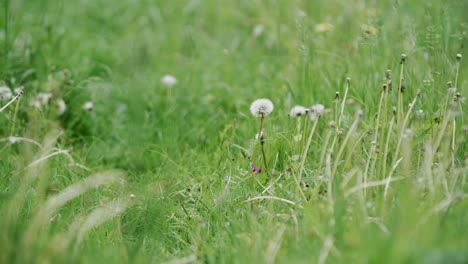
[250,165,262,174]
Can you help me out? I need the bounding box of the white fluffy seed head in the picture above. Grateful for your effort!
[83,101,94,111]
[57,99,66,115]
[37,92,52,105]
[289,105,308,117]
[253,24,264,37]
[309,104,325,121]
[0,86,12,101]
[15,87,24,95]
[416,109,424,119]
[250,98,274,117]
[161,74,177,88]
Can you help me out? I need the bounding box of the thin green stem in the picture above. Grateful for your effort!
[4,0,10,61]
[298,118,319,183]
[397,61,405,126]
[338,78,350,128]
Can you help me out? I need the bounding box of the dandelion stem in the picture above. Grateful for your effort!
[451,119,456,168]
[3,0,9,63]
[450,59,461,168]
[9,92,22,135]
[331,110,361,179]
[397,56,405,126]
[298,118,319,184]
[381,117,395,181]
[390,92,419,169]
[258,113,270,176]
[0,92,22,113]
[364,90,385,193]
[317,129,332,181]
[384,92,419,199]
[338,78,350,128]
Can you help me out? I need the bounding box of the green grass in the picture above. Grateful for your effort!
[1,0,467,263]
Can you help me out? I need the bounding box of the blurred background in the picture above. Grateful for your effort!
[0,0,467,263]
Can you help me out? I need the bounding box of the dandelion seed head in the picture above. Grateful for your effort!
[161,74,177,88]
[0,86,12,101]
[250,98,274,117]
[8,136,19,144]
[37,92,52,105]
[83,101,94,111]
[309,104,324,121]
[289,105,308,117]
[403,129,413,139]
[57,99,66,115]
[30,99,41,109]
[416,109,424,119]
[296,10,306,19]
[14,87,24,95]
[253,24,264,37]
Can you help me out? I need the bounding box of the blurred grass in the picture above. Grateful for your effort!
[1,0,467,263]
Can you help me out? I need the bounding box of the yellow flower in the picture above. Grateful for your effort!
[361,24,378,35]
[315,23,334,33]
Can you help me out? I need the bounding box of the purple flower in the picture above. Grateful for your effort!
[251,166,262,174]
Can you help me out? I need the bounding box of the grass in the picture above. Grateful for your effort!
[0,0,467,263]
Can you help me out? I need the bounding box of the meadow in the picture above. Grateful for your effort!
[0,0,467,263]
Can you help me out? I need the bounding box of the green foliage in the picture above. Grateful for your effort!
[0,0,467,263]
